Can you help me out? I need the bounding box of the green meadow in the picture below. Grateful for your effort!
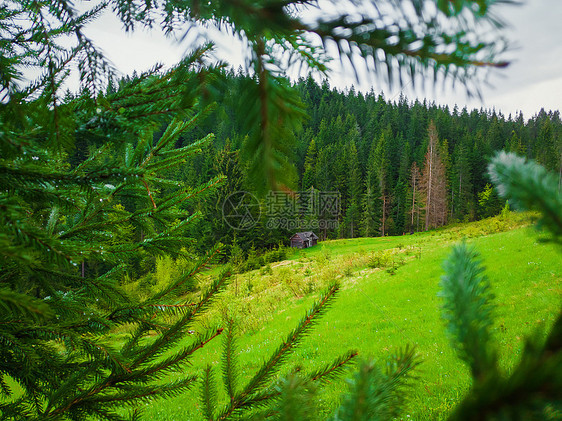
[140,213,561,420]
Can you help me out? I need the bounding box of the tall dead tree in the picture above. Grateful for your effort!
[409,162,421,232]
[421,121,448,230]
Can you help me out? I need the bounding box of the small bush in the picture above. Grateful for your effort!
[317,246,332,265]
[263,245,288,263]
[368,250,393,269]
[236,245,287,274]
[260,264,273,275]
[367,249,408,273]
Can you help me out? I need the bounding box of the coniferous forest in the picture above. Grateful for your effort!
[135,72,561,254]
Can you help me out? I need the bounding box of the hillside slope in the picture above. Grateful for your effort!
[145,213,562,420]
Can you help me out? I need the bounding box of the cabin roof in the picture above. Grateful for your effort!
[290,231,319,241]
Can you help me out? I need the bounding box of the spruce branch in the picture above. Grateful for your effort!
[215,283,340,420]
[272,373,319,421]
[488,151,562,242]
[239,58,304,193]
[201,365,218,421]
[439,242,497,380]
[242,282,339,397]
[331,347,420,421]
[221,318,239,401]
[141,244,223,305]
[447,312,562,420]
[131,328,224,384]
[127,268,229,370]
[91,376,198,407]
[309,350,359,384]
[0,288,53,323]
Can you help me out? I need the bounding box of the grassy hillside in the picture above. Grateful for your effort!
[143,213,562,420]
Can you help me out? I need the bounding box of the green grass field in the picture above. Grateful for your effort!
[141,213,561,420]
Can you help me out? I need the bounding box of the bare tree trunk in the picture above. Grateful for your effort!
[425,133,434,230]
[381,195,387,236]
[410,162,420,233]
[411,184,416,229]
[422,121,448,230]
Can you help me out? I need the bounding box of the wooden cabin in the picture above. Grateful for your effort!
[289,232,319,249]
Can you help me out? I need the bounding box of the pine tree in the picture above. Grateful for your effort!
[450,136,474,221]
[302,138,318,191]
[373,129,392,236]
[344,140,362,238]
[361,168,380,238]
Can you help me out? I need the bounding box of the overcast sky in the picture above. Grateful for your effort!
[82,1,561,119]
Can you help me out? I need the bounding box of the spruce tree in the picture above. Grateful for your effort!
[373,129,392,236]
[451,137,474,221]
[361,138,381,237]
[343,140,362,238]
[302,138,318,191]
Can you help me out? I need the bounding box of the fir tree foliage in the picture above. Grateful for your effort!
[197,283,359,420]
[439,243,497,380]
[1,8,232,414]
[489,151,562,242]
[0,0,112,100]
[331,347,419,421]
